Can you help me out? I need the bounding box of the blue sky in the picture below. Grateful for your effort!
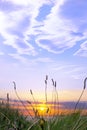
[0,0,87,101]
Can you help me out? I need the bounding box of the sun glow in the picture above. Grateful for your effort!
[39,103,47,110]
[40,106,45,111]
[37,103,48,116]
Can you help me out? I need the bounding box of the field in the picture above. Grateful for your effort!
[0,77,87,130]
[0,101,87,130]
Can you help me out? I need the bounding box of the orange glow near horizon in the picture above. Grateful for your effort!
[38,103,47,111]
[36,103,49,116]
[15,89,87,102]
[1,99,87,117]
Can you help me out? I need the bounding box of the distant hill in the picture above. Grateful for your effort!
[0,98,87,109]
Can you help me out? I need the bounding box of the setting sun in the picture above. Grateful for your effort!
[37,103,48,116]
[40,107,45,111]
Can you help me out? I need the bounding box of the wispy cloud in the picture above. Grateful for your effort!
[8,53,28,63]
[74,41,87,57]
[1,0,87,57]
[0,0,46,57]
[8,52,53,66]
[52,63,87,80]
[34,0,87,54]
[0,10,36,56]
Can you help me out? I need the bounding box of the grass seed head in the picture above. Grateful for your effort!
[84,77,87,89]
[13,81,16,90]
[46,75,48,80]
[45,80,47,84]
[30,89,33,95]
[51,79,54,86]
[55,81,56,88]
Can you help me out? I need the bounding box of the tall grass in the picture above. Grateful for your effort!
[0,102,30,130]
[74,77,87,111]
[0,103,87,130]
[0,76,87,130]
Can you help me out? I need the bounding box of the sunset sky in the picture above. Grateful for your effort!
[0,0,87,101]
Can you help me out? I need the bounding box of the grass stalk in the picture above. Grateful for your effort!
[13,81,33,119]
[74,77,87,111]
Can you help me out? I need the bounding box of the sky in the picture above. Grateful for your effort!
[0,0,87,101]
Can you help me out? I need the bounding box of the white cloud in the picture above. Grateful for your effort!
[74,41,87,57]
[0,0,87,57]
[52,63,86,80]
[65,66,87,80]
[32,0,85,54]
[0,9,37,56]
[0,0,43,56]
[8,52,53,65]
[35,33,81,54]
[0,0,55,58]
[6,0,51,6]
[29,0,87,55]
[8,53,27,63]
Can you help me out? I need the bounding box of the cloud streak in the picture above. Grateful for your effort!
[33,0,86,54]
[74,41,87,57]
[0,0,87,58]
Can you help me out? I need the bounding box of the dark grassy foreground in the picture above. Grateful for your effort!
[0,77,87,130]
[0,103,87,130]
[0,103,30,130]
